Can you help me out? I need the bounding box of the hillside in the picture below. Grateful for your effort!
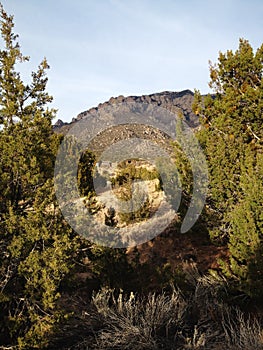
[53,88,227,275]
[54,89,198,133]
[2,4,263,348]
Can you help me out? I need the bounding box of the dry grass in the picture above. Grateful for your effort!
[222,308,263,350]
[91,287,185,349]
[69,266,263,350]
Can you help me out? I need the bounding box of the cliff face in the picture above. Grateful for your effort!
[54,90,198,134]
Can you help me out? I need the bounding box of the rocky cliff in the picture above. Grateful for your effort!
[54,89,198,134]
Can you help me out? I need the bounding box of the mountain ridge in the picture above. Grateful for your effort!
[54,89,199,133]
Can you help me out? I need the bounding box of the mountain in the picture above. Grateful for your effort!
[53,89,198,135]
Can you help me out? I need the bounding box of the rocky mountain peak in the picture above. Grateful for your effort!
[54,90,198,135]
[75,89,196,123]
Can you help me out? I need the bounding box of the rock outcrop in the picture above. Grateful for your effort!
[54,90,198,135]
[53,118,68,129]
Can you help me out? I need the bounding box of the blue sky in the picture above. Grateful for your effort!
[1,0,263,122]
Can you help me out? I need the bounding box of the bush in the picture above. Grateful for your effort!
[70,268,263,349]
[91,287,186,349]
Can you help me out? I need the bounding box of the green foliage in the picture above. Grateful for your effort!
[195,38,263,297]
[77,149,97,197]
[112,161,160,224]
[0,5,77,348]
[221,151,263,297]
[114,160,160,183]
[155,118,195,225]
[195,39,263,212]
[1,9,262,346]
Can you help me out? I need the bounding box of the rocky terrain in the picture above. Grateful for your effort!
[54,89,198,133]
[54,88,228,272]
[53,89,228,273]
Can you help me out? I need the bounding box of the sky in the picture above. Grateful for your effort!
[1,0,263,123]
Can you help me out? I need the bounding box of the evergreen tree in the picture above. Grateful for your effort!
[194,39,263,297]
[0,5,77,347]
[77,149,96,197]
[221,150,263,297]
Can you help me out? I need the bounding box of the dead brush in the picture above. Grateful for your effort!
[91,287,186,349]
[221,308,263,350]
[74,268,263,350]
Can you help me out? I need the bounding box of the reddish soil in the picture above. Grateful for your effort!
[129,221,229,274]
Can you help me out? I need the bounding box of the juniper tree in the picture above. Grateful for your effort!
[223,150,263,297]
[0,5,77,348]
[194,39,263,297]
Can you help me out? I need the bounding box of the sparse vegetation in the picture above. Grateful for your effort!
[0,3,263,349]
[69,267,263,350]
